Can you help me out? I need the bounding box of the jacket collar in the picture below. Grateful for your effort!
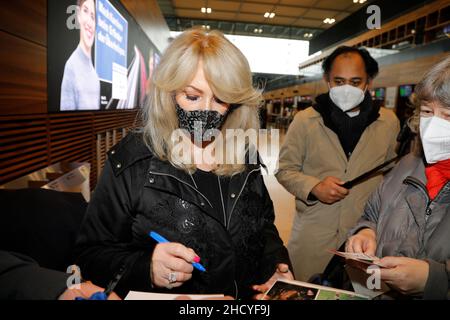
[309,103,391,122]
[145,154,262,229]
[107,131,264,222]
[108,131,154,177]
[403,156,450,231]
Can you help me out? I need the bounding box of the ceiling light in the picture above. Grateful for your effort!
[264,12,270,18]
[201,7,212,14]
[269,12,275,18]
[323,18,335,24]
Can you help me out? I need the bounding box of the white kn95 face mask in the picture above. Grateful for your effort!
[329,84,366,112]
[420,115,450,164]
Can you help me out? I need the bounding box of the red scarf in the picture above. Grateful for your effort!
[425,159,450,200]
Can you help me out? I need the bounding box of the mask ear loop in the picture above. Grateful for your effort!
[362,81,370,94]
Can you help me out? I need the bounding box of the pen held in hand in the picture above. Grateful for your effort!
[149,231,207,272]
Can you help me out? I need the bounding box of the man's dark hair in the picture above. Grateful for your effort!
[322,46,379,80]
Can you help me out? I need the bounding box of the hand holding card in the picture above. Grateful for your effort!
[328,249,386,268]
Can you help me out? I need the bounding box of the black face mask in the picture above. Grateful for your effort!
[175,104,230,145]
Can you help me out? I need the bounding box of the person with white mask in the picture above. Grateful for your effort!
[276,46,400,281]
[346,56,450,299]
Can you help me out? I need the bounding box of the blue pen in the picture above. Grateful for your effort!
[149,231,206,272]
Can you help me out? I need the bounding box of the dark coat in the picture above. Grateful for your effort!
[75,131,291,299]
[0,251,69,300]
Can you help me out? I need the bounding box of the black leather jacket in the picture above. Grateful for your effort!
[75,131,291,299]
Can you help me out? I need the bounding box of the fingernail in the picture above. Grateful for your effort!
[194,256,201,263]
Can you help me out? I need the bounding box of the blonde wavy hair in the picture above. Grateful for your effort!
[142,28,262,176]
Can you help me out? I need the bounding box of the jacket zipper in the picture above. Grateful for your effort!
[148,171,213,208]
[404,177,432,222]
[404,177,448,222]
[227,168,261,230]
[424,185,449,222]
[218,176,227,227]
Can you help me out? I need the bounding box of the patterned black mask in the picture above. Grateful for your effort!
[175,104,229,145]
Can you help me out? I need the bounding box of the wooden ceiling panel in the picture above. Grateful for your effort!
[275,6,308,18]
[241,3,273,15]
[280,0,317,6]
[266,16,297,25]
[315,0,356,11]
[305,9,339,20]
[173,0,204,9]
[212,12,240,21]
[176,9,209,19]
[246,0,280,4]
[159,0,377,39]
[292,18,326,28]
[209,0,241,12]
[235,13,266,24]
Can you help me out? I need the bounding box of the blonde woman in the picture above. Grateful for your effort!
[75,28,292,299]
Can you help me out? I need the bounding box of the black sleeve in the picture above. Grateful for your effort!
[0,251,69,300]
[74,159,155,298]
[258,175,293,282]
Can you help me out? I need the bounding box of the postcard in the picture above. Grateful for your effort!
[328,249,382,265]
[263,279,369,301]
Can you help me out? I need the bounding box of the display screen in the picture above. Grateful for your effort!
[374,88,385,100]
[399,85,413,97]
[48,0,160,112]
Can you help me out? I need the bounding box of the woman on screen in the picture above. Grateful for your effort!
[60,0,100,111]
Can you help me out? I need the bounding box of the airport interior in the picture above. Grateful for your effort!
[0,0,449,303]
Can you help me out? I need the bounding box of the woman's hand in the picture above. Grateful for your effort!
[151,243,200,289]
[377,256,429,295]
[252,264,294,300]
[346,228,377,256]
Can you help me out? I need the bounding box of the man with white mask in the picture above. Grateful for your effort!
[346,56,450,299]
[276,46,400,281]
